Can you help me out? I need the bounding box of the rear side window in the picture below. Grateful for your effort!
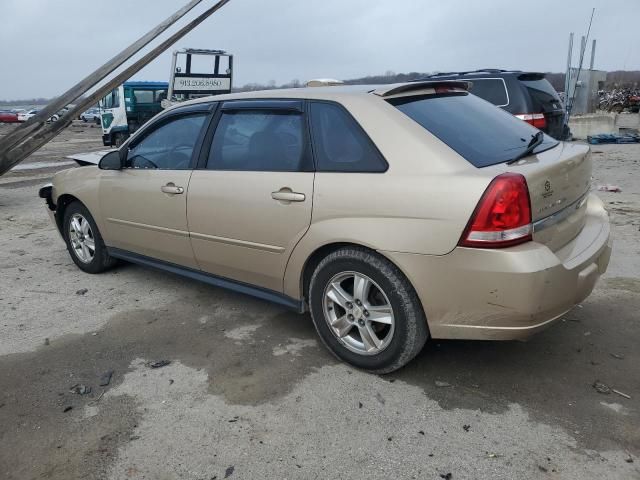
[309,102,387,172]
[389,92,558,168]
[207,110,305,171]
[468,78,509,106]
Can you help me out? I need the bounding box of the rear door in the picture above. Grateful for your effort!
[187,100,314,292]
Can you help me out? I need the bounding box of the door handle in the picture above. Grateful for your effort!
[161,183,184,195]
[271,188,305,202]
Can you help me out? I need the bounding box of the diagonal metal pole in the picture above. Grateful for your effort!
[0,0,205,156]
[0,0,232,176]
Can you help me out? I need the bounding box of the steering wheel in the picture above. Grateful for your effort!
[168,144,193,169]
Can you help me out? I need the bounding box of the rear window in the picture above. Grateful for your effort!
[389,92,558,168]
[467,78,509,106]
[519,76,561,111]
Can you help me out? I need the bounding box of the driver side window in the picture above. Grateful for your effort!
[127,114,207,170]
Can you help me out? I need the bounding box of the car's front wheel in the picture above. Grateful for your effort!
[309,247,428,374]
[63,201,117,274]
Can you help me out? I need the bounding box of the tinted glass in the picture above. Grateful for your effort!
[133,90,154,104]
[309,102,387,172]
[468,79,508,106]
[521,78,562,112]
[207,111,304,171]
[389,93,558,168]
[128,114,207,170]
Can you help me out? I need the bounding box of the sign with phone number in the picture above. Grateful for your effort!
[173,76,231,92]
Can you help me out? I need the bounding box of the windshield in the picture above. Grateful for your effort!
[388,92,559,167]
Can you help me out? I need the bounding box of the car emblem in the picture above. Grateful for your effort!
[544,180,551,192]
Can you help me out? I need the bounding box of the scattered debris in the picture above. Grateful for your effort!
[588,133,639,145]
[70,384,91,395]
[435,381,451,388]
[597,185,622,193]
[75,288,88,295]
[99,370,114,387]
[44,338,50,346]
[387,436,392,441]
[626,457,634,463]
[538,465,548,473]
[358,402,363,409]
[418,430,425,435]
[593,381,611,394]
[148,360,171,369]
[169,379,174,385]
[612,389,631,400]
[584,331,592,336]
[439,473,452,479]
[462,424,470,432]
[224,466,234,478]
[487,453,500,458]
[375,393,386,405]
[610,353,625,360]
[63,406,73,413]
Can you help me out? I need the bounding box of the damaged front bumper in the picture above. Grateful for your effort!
[38,183,60,236]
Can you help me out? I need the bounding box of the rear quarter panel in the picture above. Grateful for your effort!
[283,96,495,299]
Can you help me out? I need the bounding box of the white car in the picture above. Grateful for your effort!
[17,109,59,123]
[80,108,102,124]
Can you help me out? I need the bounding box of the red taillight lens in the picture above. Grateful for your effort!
[515,113,547,130]
[459,173,533,248]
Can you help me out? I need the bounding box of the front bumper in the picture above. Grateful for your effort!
[39,183,60,235]
[384,194,612,340]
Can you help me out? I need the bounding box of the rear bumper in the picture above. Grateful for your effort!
[384,194,611,340]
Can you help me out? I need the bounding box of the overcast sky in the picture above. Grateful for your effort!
[1,0,639,100]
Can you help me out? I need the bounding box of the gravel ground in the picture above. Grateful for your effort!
[0,123,639,479]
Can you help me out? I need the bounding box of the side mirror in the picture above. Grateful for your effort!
[99,150,123,170]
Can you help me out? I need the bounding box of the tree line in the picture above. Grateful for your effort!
[4,70,640,106]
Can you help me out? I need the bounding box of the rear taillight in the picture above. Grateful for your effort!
[515,113,547,130]
[459,173,532,248]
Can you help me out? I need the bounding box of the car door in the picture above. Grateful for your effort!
[99,106,211,268]
[187,100,314,292]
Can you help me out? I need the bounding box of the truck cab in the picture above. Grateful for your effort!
[100,81,168,147]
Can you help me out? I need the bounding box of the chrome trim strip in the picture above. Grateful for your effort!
[106,218,189,237]
[190,231,285,253]
[533,191,589,233]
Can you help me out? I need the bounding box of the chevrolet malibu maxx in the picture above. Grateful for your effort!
[39,81,612,373]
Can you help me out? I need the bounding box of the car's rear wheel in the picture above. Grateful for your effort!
[63,201,116,274]
[309,247,428,374]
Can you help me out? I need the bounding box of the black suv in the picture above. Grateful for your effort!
[416,70,567,140]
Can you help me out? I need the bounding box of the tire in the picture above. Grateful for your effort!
[309,247,428,374]
[82,116,87,123]
[63,201,117,274]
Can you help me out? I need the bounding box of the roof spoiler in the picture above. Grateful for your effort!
[372,80,471,97]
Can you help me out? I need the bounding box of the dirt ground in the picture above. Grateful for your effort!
[0,122,639,480]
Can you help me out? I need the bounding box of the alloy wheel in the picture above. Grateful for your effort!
[68,213,95,263]
[322,271,395,355]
